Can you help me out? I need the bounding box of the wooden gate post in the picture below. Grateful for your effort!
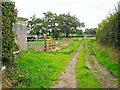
[48,36,51,50]
[53,38,56,49]
[58,37,60,45]
[60,37,61,46]
[61,37,62,46]
[77,37,78,41]
[44,36,47,51]
[62,37,63,45]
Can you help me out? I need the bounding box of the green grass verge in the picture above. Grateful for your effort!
[84,37,96,40]
[58,40,83,56]
[76,43,101,88]
[89,40,119,77]
[73,37,83,41]
[15,51,71,88]
[14,41,82,88]
[27,41,44,45]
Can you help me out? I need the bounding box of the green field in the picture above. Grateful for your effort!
[27,41,44,45]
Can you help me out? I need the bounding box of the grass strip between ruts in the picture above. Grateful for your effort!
[76,42,101,88]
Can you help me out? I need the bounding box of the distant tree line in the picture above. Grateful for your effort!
[27,11,85,38]
[96,11,120,48]
[84,28,97,35]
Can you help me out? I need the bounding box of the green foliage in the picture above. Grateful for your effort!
[76,29,83,35]
[89,40,119,77]
[96,11,120,48]
[76,43,101,88]
[1,2,17,63]
[27,14,44,38]
[84,28,97,35]
[58,13,85,37]
[27,11,85,38]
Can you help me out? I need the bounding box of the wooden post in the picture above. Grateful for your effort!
[60,37,61,46]
[62,37,63,45]
[48,36,51,50]
[53,38,56,49]
[44,36,47,51]
[58,37,60,45]
[61,37,62,46]
[77,37,78,41]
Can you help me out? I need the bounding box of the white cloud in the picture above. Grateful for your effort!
[13,0,119,28]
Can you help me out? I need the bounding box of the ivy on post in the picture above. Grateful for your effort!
[0,1,2,89]
[1,1,16,66]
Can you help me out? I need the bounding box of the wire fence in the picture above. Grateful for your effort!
[27,36,80,51]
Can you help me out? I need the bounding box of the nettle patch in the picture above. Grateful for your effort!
[1,2,17,64]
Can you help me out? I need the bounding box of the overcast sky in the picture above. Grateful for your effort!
[13,0,119,29]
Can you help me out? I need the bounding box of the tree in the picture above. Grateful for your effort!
[27,14,44,40]
[43,11,58,37]
[58,13,85,37]
[84,28,97,35]
[76,29,83,35]
[27,12,85,38]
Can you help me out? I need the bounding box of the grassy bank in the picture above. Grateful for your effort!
[58,40,83,56]
[89,40,119,77]
[14,41,82,88]
[76,42,101,88]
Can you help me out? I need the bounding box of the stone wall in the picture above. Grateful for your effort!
[13,17,28,51]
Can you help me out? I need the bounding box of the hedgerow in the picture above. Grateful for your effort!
[96,11,120,48]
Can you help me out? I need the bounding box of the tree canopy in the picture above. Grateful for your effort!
[27,11,85,37]
[84,28,97,35]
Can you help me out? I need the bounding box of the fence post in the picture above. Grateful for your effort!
[58,37,60,45]
[77,37,78,41]
[53,38,56,49]
[48,36,51,50]
[61,37,62,46]
[44,36,47,51]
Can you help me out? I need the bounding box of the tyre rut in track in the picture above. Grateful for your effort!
[84,43,118,88]
[51,43,82,88]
